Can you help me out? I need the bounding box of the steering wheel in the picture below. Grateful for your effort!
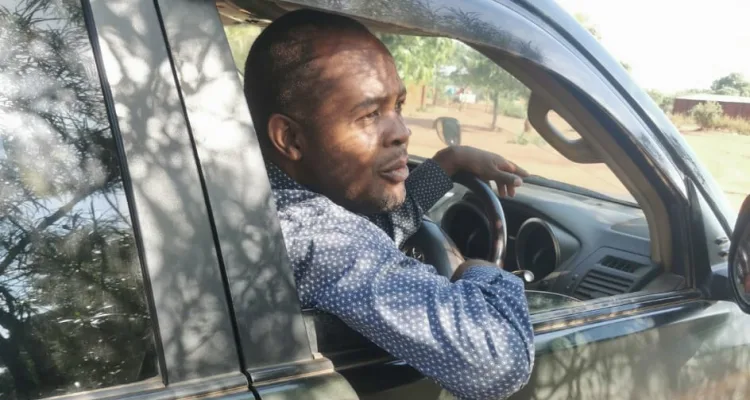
[401,171,507,278]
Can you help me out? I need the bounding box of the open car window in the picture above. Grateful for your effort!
[223,24,635,204]
[374,35,636,205]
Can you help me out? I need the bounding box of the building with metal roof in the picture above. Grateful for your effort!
[673,93,750,119]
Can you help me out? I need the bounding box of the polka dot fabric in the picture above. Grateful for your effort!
[267,160,534,400]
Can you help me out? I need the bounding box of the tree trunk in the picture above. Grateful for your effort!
[432,81,439,106]
[420,85,427,110]
[0,335,37,398]
[491,91,500,131]
[0,310,67,393]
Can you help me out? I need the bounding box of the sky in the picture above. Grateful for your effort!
[556,0,750,93]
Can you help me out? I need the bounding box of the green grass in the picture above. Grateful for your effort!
[498,98,527,119]
[507,131,546,146]
[669,113,750,135]
[668,113,695,128]
[715,116,750,135]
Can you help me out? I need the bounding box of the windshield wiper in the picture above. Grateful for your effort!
[522,175,638,207]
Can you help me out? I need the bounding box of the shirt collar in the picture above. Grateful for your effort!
[266,162,307,192]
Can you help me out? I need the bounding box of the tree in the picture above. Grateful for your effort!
[0,0,154,397]
[575,14,632,75]
[711,73,750,97]
[691,101,724,129]
[646,89,675,113]
[574,13,601,41]
[379,34,456,108]
[620,61,632,73]
[224,24,262,76]
[452,45,529,130]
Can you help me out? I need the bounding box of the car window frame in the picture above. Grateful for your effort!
[48,0,253,398]
[150,0,345,394]
[228,0,698,314]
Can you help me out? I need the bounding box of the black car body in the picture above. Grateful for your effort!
[2,0,750,399]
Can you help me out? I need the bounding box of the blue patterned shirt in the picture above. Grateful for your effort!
[268,159,534,400]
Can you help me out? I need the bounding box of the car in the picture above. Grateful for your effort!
[2,0,750,399]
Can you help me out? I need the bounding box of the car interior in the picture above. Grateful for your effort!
[215,0,689,315]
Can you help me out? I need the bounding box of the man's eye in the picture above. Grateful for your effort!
[364,110,380,120]
[396,100,405,113]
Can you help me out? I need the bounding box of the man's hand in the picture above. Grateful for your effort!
[432,146,529,197]
[451,258,495,281]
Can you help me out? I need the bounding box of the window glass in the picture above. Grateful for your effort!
[560,2,750,212]
[222,21,649,313]
[378,35,633,203]
[0,0,158,398]
[222,23,633,203]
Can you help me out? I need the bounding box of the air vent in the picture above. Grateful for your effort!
[599,255,643,273]
[574,269,635,299]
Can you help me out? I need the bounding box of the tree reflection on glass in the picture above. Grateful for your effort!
[0,0,157,398]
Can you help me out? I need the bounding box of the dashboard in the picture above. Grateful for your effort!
[426,182,686,300]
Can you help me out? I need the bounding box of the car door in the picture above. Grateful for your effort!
[230,1,748,399]
[156,2,750,400]
[0,0,254,398]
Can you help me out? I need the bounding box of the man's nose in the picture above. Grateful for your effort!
[384,117,411,147]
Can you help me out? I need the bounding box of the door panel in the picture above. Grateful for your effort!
[512,300,750,400]
[315,299,750,400]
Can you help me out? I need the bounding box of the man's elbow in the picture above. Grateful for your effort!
[487,353,532,399]
[441,351,532,400]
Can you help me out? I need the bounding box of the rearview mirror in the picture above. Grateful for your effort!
[729,195,750,314]
[434,117,461,146]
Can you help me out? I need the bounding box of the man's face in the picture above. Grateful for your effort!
[297,33,410,214]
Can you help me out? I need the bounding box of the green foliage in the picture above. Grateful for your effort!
[574,13,601,40]
[379,34,455,85]
[690,101,724,129]
[507,131,545,146]
[714,86,741,96]
[667,112,695,128]
[497,98,527,119]
[711,72,750,97]
[451,45,529,128]
[1,1,155,397]
[574,14,632,75]
[714,116,750,135]
[452,45,529,99]
[676,88,705,96]
[646,89,675,113]
[508,134,530,145]
[224,24,262,76]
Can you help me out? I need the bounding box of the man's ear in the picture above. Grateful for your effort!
[267,113,304,161]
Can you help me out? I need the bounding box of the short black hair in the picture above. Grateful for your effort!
[243,9,372,148]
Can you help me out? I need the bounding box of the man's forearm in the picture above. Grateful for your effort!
[310,228,534,400]
[432,146,461,177]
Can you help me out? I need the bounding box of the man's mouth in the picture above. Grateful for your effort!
[380,156,409,183]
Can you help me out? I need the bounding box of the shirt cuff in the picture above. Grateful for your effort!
[405,158,455,211]
[460,265,524,286]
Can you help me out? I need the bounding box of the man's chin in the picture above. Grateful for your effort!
[376,188,407,213]
[343,185,406,215]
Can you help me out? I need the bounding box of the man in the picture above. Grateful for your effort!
[244,9,533,400]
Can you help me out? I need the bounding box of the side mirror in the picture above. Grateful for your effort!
[434,117,461,146]
[729,195,750,314]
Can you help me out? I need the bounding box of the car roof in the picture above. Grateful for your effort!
[216,0,560,38]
